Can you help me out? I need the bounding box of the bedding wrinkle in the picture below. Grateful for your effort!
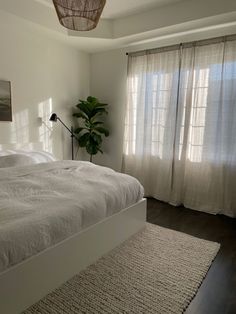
[0,161,144,272]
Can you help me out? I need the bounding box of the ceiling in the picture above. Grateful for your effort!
[41,0,184,19]
[1,0,236,53]
[103,0,184,19]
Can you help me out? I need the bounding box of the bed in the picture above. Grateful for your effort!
[0,143,146,314]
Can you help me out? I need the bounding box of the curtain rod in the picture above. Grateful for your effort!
[126,33,236,57]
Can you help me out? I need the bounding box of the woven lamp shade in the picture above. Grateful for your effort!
[53,0,106,31]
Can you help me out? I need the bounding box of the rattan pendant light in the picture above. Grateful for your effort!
[53,0,106,31]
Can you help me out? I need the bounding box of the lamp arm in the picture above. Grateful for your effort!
[57,117,73,134]
[57,118,79,141]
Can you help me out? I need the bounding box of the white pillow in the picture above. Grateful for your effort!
[0,154,37,168]
[0,150,57,167]
[25,151,57,163]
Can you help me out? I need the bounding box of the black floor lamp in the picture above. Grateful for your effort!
[49,113,77,160]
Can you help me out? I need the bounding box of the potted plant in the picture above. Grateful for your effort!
[73,96,109,162]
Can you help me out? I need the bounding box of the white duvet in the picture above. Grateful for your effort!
[0,161,144,273]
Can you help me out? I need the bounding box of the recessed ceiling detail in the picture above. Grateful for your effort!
[102,0,184,19]
[1,0,236,53]
[39,0,185,19]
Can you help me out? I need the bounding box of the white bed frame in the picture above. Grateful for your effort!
[0,199,146,314]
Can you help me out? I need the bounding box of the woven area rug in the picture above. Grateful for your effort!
[24,223,220,314]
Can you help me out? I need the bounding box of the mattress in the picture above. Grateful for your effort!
[0,161,144,273]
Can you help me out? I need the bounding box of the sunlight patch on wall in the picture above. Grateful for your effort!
[11,109,29,143]
[38,98,53,153]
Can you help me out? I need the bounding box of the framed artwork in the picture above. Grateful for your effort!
[0,80,12,121]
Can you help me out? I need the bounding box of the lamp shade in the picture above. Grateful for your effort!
[49,113,58,122]
[52,0,106,31]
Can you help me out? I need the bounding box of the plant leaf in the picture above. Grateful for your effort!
[78,132,90,147]
[86,146,98,155]
[90,108,108,119]
[86,142,99,155]
[92,121,104,125]
[91,132,102,145]
[73,112,88,120]
[96,103,108,107]
[87,96,98,103]
[74,127,86,134]
[94,127,109,137]
[77,102,91,117]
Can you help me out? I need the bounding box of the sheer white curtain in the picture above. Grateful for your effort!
[123,37,236,217]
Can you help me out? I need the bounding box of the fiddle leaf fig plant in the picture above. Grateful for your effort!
[73,96,109,162]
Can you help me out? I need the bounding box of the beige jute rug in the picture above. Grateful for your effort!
[24,223,220,314]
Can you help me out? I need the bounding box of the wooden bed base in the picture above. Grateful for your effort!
[0,199,147,314]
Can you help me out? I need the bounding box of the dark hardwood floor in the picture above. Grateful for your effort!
[147,198,236,314]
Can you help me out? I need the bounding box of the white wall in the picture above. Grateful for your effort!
[90,24,236,171]
[0,10,90,160]
[90,50,127,170]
